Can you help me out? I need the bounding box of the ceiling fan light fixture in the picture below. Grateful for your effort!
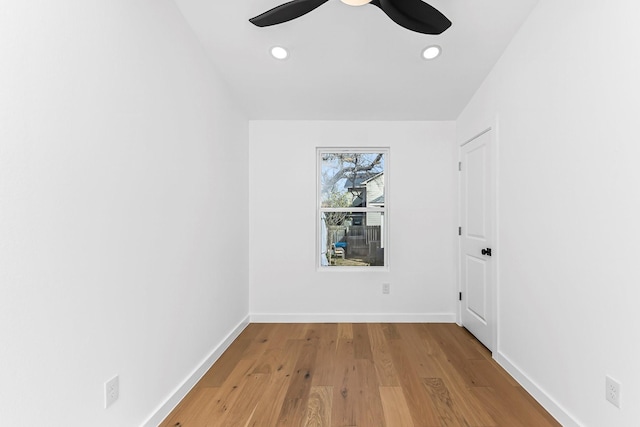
[422,45,442,60]
[340,0,373,6]
[270,46,289,60]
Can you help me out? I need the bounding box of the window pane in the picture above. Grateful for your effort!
[318,149,388,269]
[320,212,385,266]
[320,153,385,208]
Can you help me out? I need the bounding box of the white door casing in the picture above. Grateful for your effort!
[460,129,495,351]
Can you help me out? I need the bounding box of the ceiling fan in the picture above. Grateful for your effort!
[249,0,451,35]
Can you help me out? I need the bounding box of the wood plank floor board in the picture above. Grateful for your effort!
[394,323,442,378]
[352,359,385,427]
[304,386,333,427]
[367,323,400,387]
[195,338,252,388]
[476,382,558,427]
[427,323,486,362]
[202,359,258,423]
[381,323,401,340]
[379,386,415,427]
[386,337,442,426]
[160,387,219,427]
[160,324,560,427]
[471,387,536,427]
[285,323,313,340]
[464,356,560,427]
[285,341,320,399]
[239,323,266,339]
[305,323,338,342]
[512,386,562,426]
[244,341,301,426]
[276,339,320,426]
[311,338,338,387]
[306,323,338,387]
[352,323,374,361]
[445,325,491,359]
[331,337,357,427]
[243,323,300,362]
[421,377,469,427]
[427,337,497,426]
[210,373,269,427]
[337,323,353,340]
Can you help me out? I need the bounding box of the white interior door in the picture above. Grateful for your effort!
[460,130,494,351]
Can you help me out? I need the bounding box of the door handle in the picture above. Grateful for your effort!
[481,248,492,256]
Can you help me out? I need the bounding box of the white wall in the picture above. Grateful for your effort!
[0,2,249,426]
[457,1,640,425]
[249,121,457,321]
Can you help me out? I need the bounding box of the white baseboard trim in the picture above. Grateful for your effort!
[494,351,582,427]
[142,315,250,427]
[250,313,456,323]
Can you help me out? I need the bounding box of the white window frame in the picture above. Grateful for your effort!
[317,147,389,271]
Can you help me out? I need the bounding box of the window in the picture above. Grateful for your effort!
[318,149,388,268]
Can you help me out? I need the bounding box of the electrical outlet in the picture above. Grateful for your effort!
[382,283,390,294]
[606,376,620,408]
[105,375,119,408]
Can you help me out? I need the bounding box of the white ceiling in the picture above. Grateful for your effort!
[173,0,539,120]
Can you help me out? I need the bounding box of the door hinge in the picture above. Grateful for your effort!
[458,161,462,171]
[458,226,462,236]
[459,292,462,301]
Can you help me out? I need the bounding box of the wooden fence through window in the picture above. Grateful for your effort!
[328,225,381,258]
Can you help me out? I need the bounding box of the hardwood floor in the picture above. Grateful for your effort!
[159,323,560,427]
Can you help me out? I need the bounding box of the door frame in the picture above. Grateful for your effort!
[457,120,499,353]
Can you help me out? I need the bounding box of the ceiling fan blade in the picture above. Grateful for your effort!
[387,0,451,32]
[370,0,451,35]
[249,0,330,27]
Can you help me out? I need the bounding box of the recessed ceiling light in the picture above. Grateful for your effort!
[340,0,373,5]
[422,45,442,60]
[270,46,288,60]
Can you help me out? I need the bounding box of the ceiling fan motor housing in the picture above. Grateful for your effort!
[340,0,373,6]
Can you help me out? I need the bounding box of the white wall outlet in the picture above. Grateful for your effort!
[382,283,390,294]
[605,376,621,408]
[105,375,119,408]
